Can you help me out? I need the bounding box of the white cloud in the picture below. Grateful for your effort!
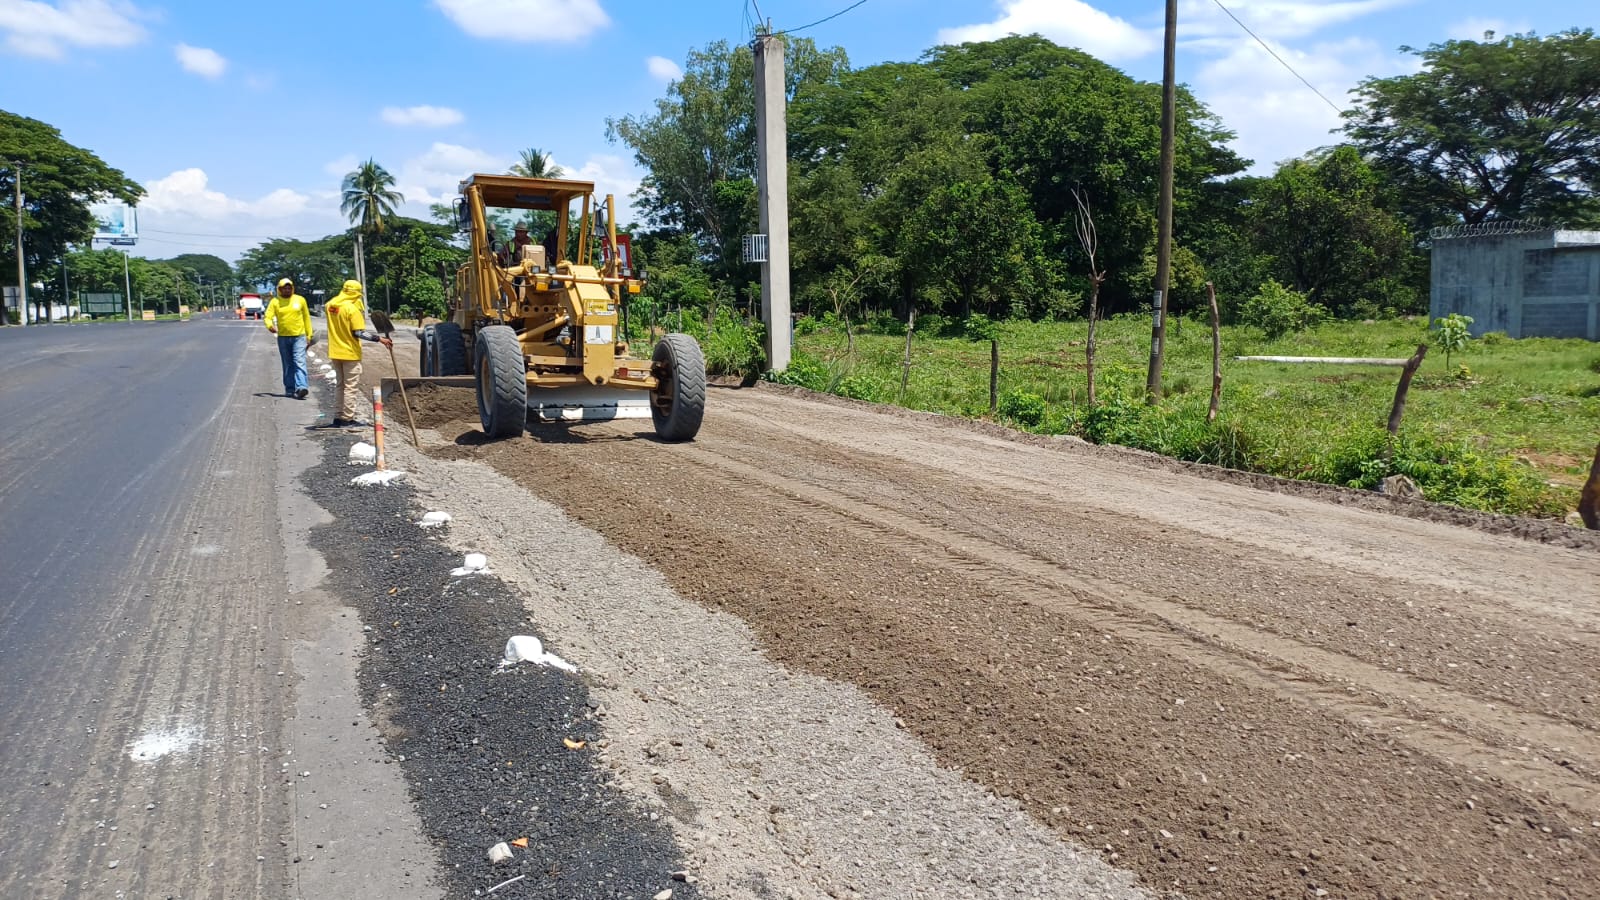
[132,168,347,264]
[0,0,148,59]
[555,153,642,226]
[380,105,466,127]
[1179,0,1413,44]
[646,55,681,82]
[936,0,1156,61]
[1196,35,1397,170]
[433,0,609,43]
[174,43,226,79]
[395,142,509,206]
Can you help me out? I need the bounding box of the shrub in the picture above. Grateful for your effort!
[998,389,1047,428]
[793,315,821,336]
[767,351,829,391]
[1431,313,1473,368]
[860,309,907,336]
[701,309,766,381]
[835,372,889,402]
[962,313,1000,342]
[1239,280,1325,338]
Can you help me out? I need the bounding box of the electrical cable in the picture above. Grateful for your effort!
[1209,0,1343,114]
[772,0,869,36]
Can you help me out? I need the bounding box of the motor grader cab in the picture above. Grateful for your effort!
[422,173,705,441]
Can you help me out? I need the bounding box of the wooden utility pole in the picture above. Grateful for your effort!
[1145,0,1177,400]
[12,161,26,327]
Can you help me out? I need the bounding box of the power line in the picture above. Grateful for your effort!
[141,226,334,240]
[773,0,870,36]
[1209,0,1343,115]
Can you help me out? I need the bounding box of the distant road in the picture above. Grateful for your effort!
[0,316,300,897]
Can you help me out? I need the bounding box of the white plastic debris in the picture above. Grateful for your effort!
[351,470,406,487]
[450,552,492,576]
[501,635,578,673]
[348,441,377,464]
[417,511,453,528]
[487,842,513,864]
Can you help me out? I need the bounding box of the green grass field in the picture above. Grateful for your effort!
[785,315,1600,519]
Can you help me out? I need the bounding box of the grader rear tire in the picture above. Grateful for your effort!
[650,333,706,442]
[474,325,526,439]
[435,321,468,376]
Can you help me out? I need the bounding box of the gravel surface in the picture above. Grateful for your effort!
[300,432,698,900]
[390,373,1600,900]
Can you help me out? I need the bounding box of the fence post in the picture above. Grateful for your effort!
[898,309,915,403]
[1206,281,1221,424]
[989,338,999,416]
[1384,343,1429,459]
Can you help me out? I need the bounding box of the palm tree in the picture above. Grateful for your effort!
[340,159,405,235]
[509,148,564,179]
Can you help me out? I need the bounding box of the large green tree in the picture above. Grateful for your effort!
[0,110,143,316]
[1345,28,1600,229]
[1247,146,1420,316]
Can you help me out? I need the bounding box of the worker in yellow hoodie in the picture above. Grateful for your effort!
[323,280,392,427]
[264,277,314,398]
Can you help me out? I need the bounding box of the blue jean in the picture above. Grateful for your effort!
[277,335,307,394]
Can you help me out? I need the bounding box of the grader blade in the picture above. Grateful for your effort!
[529,385,653,422]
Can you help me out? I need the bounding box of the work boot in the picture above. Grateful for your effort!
[295,388,308,399]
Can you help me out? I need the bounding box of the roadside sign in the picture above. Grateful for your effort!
[141,310,156,321]
[81,293,123,315]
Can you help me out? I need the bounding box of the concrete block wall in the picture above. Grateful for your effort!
[1430,229,1600,340]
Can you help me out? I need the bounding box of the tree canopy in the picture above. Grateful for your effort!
[0,109,144,282]
[1345,28,1600,230]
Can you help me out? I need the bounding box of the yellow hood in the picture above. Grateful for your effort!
[327,280,364,307]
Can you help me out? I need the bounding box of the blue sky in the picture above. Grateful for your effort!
[0,0,1589,261]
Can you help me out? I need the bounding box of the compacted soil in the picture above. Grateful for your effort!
[379,365,1600,899]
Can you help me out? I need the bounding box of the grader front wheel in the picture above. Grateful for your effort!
[474,325,527,439]
[650,333,706,442]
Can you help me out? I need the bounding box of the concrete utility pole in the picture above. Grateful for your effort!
[752,30,792,372]
[1145,0,1177,400]
[12,161,26,327]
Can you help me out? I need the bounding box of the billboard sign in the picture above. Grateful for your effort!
[91,203,138,242]
[82,293,124,315]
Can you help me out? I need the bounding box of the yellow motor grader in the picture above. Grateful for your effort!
[422,173,705,441]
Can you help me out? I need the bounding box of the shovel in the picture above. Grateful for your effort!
[369,310,421,448]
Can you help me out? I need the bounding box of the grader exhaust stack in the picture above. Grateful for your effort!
[421,174,705,441]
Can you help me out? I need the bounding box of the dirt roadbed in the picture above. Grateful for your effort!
[379,376,1600,899]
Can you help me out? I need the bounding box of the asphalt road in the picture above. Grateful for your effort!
[0,316,304,897]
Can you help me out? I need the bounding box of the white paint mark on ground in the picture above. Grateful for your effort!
[190,544,222,557]
[351,470,405,487]
[129,725,204,762]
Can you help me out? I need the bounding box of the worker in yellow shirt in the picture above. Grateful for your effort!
[264,277,314,398]
[323,280,392,427]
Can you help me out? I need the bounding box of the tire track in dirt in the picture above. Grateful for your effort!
[675,438,1600,815]
[415,385,1600,898]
